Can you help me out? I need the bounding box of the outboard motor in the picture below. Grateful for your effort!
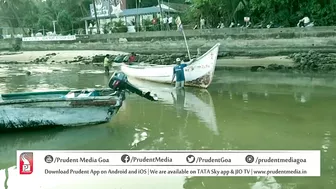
[108,72,158,101]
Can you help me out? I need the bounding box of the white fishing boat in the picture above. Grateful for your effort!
[120,43,221,89]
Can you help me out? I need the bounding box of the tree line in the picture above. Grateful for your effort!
[0,0,92,35]
[184,0,336,27]
[0,0,335,36]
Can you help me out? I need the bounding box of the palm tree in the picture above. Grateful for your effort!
[192,0,250,26]
[77,0,90,17]
[221,0,250,24]
[0,0,28,35]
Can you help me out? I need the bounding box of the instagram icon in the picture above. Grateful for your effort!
[19,152,33,174]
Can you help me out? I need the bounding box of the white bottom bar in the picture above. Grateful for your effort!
[27,166,320,177]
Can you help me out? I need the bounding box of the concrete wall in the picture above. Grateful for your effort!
[75,26,336,42]
[1,26,336,57]
[1,36,333,57]
[0,39,13,50]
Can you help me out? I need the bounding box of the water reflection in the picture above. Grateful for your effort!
[183,176,283,189]
[229,91,233,99]
[243,92,248,103]
[215,71,336,88]
[171,88,186,117]
[0,127,105,169]
[250,177,281,189]
[131,128,149,148]
[323,131,332,153]
[0,67,336,188]
[220,84,318,104]
[264,91,268,97]
[0,167,185,189]
[322,130,335,185]
[127,78,219,135]
[293,92,311,103]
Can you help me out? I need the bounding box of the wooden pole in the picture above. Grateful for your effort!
[136,0,139,31]
[157,0,163,31]
[52,21,57,34]
[168,0,170,16]
[181,28,191,60]
[92,0,100,34]
[139,0,142,30]
[176,16,191,60]
[108,0,112,23]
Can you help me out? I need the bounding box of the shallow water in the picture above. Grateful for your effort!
[0,64,335,189]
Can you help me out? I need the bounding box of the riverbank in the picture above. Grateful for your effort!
[0,50,294,70]
[1,45,336,74]
[2,50,336,74]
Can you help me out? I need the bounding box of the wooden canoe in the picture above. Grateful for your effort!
[0,88,124,131]
[120,43,221,89]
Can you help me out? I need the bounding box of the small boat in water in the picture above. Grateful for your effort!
[120,43,221,89]
[0,72,157,132]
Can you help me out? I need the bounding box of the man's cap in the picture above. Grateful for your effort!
[176,58,181,62]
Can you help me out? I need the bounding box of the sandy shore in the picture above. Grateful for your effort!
[0,50,127,63]
[0,50,294,67]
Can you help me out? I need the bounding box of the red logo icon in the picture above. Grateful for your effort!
[19,152,33,174]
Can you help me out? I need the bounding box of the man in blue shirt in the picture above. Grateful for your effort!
[171,58,188,88]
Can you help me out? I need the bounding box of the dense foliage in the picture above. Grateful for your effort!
[0,0,335,36]
[187,0,336,27]
[0,0,92,35]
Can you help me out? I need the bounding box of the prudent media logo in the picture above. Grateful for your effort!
[19,152,33,174]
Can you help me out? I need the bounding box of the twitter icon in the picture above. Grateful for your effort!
[186,155,195,163]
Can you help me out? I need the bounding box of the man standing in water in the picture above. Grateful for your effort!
[171,58,188,88]
[128,52,136,64]
[103,54,112,74]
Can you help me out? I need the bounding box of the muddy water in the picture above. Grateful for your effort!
[0,64,335,189]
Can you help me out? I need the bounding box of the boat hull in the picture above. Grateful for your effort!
[0,89,123,131]
[120,43,220,88]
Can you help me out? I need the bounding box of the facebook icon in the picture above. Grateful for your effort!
[121,154,130,163]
